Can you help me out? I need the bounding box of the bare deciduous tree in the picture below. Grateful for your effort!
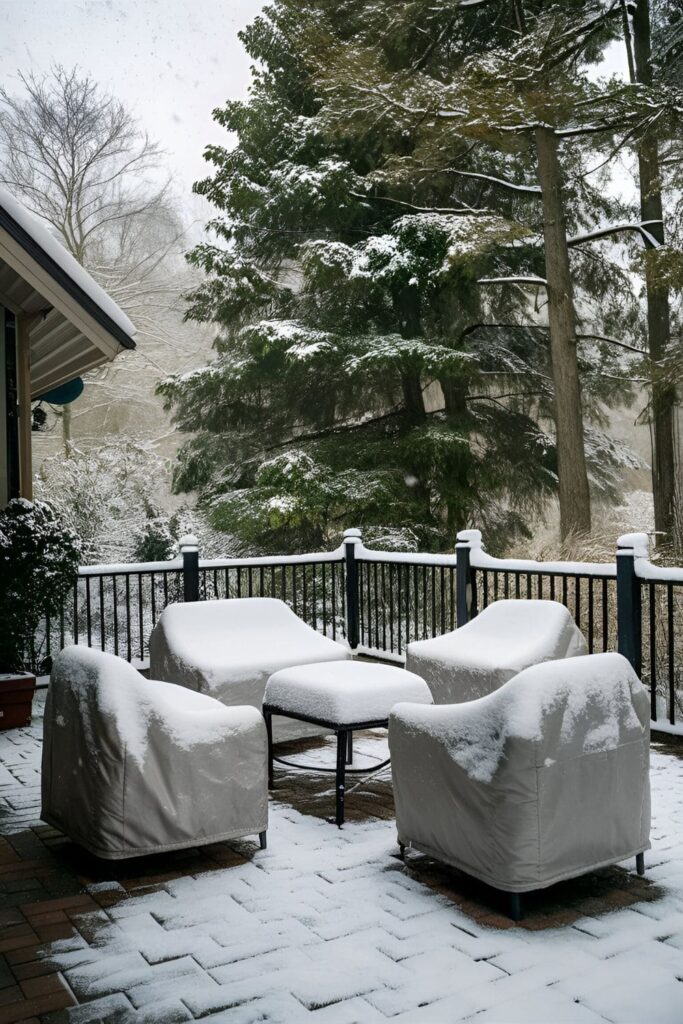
[0,65,168,264]
[0,66,207,453]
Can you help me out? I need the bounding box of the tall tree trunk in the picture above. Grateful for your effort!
[62,402,72,453]
[630,0,677,548]
[441,377,471,539]
[535,126,592,540]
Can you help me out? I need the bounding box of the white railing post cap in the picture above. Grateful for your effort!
[456,529,483,548]
[179,534,199,552]
[616,532,649,559]
[343,528,362,544]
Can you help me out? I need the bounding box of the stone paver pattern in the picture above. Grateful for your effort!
[0,692,682,1023]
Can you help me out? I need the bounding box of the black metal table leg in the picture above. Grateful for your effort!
[336,730,347,827]
[265,711,274,789]
[509,893,522,921]
[346,731,353,765]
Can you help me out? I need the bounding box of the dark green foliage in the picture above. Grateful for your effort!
[0,500,81,672]
[160,1,650,554]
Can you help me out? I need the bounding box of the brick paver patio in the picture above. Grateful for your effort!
[1,692,682,1023]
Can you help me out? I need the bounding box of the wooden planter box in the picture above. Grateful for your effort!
[0,673,37,730]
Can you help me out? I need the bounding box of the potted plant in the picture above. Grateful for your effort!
[0,499,81,729]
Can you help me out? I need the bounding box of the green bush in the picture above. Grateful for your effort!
[0,499,81,673]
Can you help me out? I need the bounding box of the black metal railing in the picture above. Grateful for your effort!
[33,527,683,729]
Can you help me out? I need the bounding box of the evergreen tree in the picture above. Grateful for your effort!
[306,0,674,540]
[622,0,683,551]
[161,1,646,554]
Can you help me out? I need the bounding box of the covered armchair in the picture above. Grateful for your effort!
[406,599,587,704]
[389,652,650,918]
[149,597,351,741]
[41,646,268,859]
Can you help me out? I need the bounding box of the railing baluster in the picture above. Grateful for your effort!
[100,576,106,650]
[374,562,380,649]
[440,567,445,636]
[649,582,657,721]
[421,565,428,634]
[381,562,386,651]
[602,577,608,652]
[138,575,144,661]
[113,576,119,656]
[667,584,674,725]
[588,578,594,653]
[85,576,92,647]
[397,563,402,654]
[413,565,419,643]
[125,575,131,662]
[367,559,372,646]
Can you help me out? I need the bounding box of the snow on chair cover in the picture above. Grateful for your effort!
[149,597,351,741]
[41,647,268,859]
[389,652,650,895]
[406,599,587,704]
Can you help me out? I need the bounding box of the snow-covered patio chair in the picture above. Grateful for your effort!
[406,599,587,704]
[42,647,268,859]
[149,597,351,741]
[389,652,650,919]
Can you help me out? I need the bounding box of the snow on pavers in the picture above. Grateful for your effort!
[1,696,682,1022]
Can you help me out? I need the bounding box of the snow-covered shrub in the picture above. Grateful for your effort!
[0,499,81,672]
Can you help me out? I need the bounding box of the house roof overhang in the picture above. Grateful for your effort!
[0,188,136,399]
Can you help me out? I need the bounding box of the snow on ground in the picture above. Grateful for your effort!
[1,695,682,1023]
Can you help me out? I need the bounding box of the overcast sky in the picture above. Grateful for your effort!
[0,0,266,222]
[0,1,630,223]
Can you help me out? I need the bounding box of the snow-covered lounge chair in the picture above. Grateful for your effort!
[389,652,651,919]
[149,597,351,741]
[406,599,587,704]
[42,647,268,859]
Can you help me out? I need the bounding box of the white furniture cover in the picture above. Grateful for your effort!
[265,661,433,725]
[149,598,351,741]
[390,652,650,894]
[406,599,587,704]
[42,646,268,859]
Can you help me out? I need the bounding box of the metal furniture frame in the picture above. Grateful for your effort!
[262,703,390,826]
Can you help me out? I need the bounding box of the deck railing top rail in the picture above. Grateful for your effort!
[35,524,683,731]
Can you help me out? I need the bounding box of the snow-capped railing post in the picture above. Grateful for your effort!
[343,528,362,651]
[455,529,482,627]
[179,534,200,603]
[616,533,648,676]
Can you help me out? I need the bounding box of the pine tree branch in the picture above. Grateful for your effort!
[478,275,547,286]
[440,169,541,195]
[568,220,663,247]
[348,190,490,215]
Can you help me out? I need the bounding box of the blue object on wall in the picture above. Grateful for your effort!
[37,377,84,405]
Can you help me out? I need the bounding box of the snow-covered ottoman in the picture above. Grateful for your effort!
[42,647,268,859]
[263,661,433,826]
[149,598,351,742]
[406,599,587,704]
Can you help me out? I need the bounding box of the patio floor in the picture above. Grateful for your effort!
[1,693,682,1024]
